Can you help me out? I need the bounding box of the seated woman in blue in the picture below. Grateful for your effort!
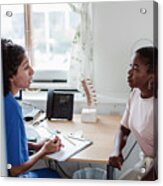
[1,38,63,178]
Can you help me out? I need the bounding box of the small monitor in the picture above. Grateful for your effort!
[14,90,22,100]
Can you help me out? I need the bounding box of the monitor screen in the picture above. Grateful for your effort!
[14,90,22,100]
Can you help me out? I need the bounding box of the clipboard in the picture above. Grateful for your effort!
[26,125,93,161]
[46,134,93,161]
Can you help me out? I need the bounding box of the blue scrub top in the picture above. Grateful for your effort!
[4,92,29,167]
[4,92,60,178]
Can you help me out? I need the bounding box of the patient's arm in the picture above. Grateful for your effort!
[108,125,131,170]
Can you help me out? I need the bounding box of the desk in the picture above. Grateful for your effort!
[45,114,121,163]
[42,114,121,179]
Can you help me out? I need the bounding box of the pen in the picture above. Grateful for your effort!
[67,135,88,142]
[63,136,76,146]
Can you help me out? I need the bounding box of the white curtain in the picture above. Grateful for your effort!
[68,3,93,90]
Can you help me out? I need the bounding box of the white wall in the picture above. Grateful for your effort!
[0,38,7,177]
[93,1,154,100]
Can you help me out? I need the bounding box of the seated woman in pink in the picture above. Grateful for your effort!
[108,47,158,180]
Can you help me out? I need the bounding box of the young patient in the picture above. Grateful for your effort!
[108,47,158,180]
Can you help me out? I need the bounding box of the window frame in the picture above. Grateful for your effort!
[23,4,79,90]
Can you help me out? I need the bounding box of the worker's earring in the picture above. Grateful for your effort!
[9,77,14,85]
[148,80,153,90]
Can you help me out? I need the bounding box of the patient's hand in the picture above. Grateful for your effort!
[108,153,124,170]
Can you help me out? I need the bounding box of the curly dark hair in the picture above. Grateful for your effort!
[136,46,158,98]
[1,39,26,96]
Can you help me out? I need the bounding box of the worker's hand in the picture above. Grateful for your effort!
[31,138,49,151]
[41,136,63,155]
[108,153,124,170]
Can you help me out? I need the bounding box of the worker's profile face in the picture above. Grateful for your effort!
[10,54,34,92]
[127,53,153,90]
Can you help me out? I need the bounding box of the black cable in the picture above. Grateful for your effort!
[55,161,72,178]
[88,163,92,168]
[32,116,47,126]
[123,140,137,162]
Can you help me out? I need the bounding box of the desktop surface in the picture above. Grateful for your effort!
[44,114,121,164]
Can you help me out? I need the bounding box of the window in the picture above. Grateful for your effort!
[1,3,81,89]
